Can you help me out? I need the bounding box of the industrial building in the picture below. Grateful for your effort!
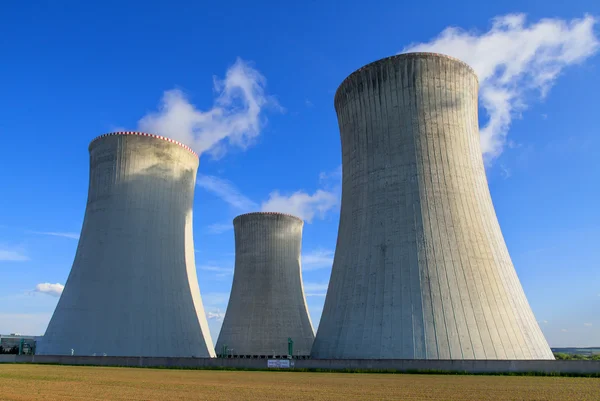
[312,53,554,360]
[216,212,314,358]
[38,132,215,357]
[0,334,38,354]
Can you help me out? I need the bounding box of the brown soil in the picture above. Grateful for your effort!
[1,365,598,401]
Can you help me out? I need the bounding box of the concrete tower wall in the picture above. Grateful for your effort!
[38,132,215,357]
[312,53,554,360]
[216,212,314,357]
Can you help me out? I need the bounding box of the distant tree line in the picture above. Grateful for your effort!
[554,353,600,361]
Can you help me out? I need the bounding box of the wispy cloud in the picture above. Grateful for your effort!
[206,223,233,234]
[302,249,334,271]
[261,189,338,223]
[30,231,79,240]
[403,14,599,162]
[260,166,341,223]
[202,292,231,340]
[318,165,342,187]
[561,329,568,332]
[34,283,64,297]
[499,164,511,179]
[207,311,226,321]
[138,58,280,158]
[200,166,341,223]
[0,248,29,262]
[584,323,593,327]
[199,264,233,277]
[303,282,329,297]
[197,174,258,211]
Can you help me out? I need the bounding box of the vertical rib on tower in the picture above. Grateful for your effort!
[38,132,215,357]
[216,212,314,357]
[311,53,554,360]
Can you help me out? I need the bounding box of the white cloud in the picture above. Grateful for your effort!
[30,231,79,240]
[561,329,568,332]
[584,323,593,327]
[302,249,334,271]
[0,248,29,262]
[198,264,233,277]
[207,223,232,234]
[275,165,342,222]
[403,14,599,162]
[261,189,338,223]
[138,58,279,158]
[199,167,341,223]
[197,174,258,211]
[303,282,329,297]
[318,165,342,187]
[305,99,314,107]
[34,283,64,297]
[260,166,342,222]
[201,292,231,341]
[207,311,226,321]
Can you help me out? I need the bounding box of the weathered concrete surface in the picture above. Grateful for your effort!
[216,212,314,357]
[37,132,215,358]
[5,355,600,375]
[312,53,554,360]
[0,355,16,363]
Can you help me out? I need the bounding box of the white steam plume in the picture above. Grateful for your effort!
[403,14,599,162]
[139,58,279,158]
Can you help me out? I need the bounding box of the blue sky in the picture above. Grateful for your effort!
[1,1,599,347]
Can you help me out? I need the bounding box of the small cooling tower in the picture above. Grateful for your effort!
[38,132,215,357]
[312,53,554,360]
[216,212,314,357]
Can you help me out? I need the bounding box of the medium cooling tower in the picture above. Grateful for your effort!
[216,212,314,357]
[38,132,215,357]
[312,53,554,360]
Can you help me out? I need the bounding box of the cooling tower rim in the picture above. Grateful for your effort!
[334,52,478,107]
[233,211,303,223]
[89,131,198,158]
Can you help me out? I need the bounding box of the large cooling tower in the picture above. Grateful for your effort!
[312,53,553,360]
[216,212,314,357]
[38,132,215,357]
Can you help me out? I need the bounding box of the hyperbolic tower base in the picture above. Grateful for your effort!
[216,212,314,357]
[39,132,215,357]
[312,54,554,360]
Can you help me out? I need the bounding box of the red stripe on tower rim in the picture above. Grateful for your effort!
[88,131,198,158]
